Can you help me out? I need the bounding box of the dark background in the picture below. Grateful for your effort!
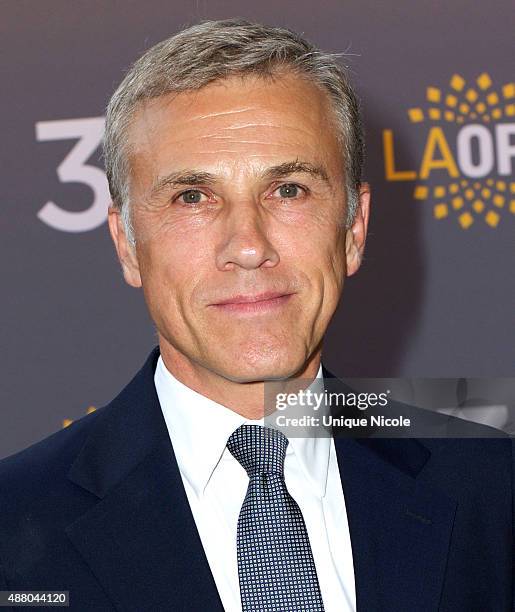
[1,0,514,457]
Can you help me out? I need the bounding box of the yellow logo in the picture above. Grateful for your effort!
[383,73,515,228]
[63,405,96,428]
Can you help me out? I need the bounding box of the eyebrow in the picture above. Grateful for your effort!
[262,160,330,183]
[151,171,218,198]
[150,160,331,198]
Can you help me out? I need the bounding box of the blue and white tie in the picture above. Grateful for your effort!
[227,424,325,611]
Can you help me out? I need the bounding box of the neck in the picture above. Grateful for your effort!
[158,339,322,420]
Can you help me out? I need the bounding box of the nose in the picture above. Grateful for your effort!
[215,201,280,271]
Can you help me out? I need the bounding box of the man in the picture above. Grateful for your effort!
[0,19,512,612]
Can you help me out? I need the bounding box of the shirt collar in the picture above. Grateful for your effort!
[154,356,330,500]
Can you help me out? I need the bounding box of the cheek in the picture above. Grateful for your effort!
[304,229,347,315]
[137,236,205,314]
[280,213,346,275]
[138,205,212,269]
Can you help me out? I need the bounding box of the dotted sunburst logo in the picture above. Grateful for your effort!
[383,72,515,229]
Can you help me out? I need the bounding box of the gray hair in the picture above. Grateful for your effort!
[103,18,364,245]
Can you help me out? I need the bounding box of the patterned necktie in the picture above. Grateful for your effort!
[227,424,325,611]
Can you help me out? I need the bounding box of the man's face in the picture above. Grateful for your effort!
[109,72,369,382]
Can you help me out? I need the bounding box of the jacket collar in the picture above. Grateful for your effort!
[69,352,432,499]
[66,346,224,611]
[68,346,165,499]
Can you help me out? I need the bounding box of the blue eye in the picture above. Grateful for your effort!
[278,184,300,198]
[179,189,203,204]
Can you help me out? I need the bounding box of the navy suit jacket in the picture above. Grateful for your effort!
[0,346,513,611]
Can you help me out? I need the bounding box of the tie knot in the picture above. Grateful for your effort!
[227,425,288,477]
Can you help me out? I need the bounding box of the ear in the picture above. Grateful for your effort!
[107,204,142,288]
[345,183,371,277]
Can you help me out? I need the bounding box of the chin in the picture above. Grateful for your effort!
[216,344,308,383]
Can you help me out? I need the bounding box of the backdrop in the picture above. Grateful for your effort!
[2,0,514,458]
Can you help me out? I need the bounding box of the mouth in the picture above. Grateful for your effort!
[210,291,295,314]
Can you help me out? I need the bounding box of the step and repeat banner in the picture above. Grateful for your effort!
[1,1,514,458]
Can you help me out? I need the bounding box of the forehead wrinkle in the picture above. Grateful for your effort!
[194,147,293,156]
[197,133,276,143]
[199,138,294,147]
[196,149,263,154]
[195,120,319,133]
[193,126,322,147]
[190,107,261,121]
[221,122,285,130]
[198,129,284,140]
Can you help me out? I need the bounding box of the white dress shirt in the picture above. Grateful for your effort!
[154,356,356,612]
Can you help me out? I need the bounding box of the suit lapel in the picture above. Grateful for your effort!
[65,347,223,611]
[323,367,457,611]
[65,354,458,611]
[335,437,457,611]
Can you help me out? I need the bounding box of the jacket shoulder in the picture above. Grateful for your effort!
[0,407,105,506]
